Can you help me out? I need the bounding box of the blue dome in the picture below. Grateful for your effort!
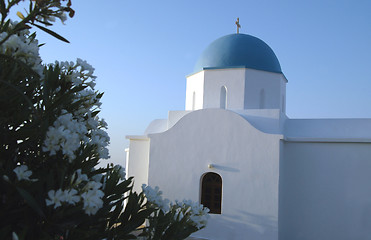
[194,34,282,73]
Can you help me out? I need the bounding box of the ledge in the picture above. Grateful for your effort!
[125,135,149,141]
[283,137,371,143]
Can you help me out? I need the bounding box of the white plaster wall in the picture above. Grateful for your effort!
[203,69,246,109]
[280,75,287,113]
[147,109,282,240]
[244,69,284,110]
[186,68,286,112]
[168,110,191,129]
[126,137,150,194]
[284,118,371,139]
[186,72,204,110]
[280,141,371,240]
[168,109,287,135]
[144,119,168,135]
[236,109,283,134]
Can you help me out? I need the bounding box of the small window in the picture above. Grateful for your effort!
[192,91,196,110]
[201,172,222,214]
[220,86,227,109]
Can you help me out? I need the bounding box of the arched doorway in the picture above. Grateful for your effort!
[201,172,222,214]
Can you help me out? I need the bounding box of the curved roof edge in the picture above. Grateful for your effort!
[148,109,284,138]
[194,34,282,74]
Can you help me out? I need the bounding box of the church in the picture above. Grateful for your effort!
[125,29,371,240]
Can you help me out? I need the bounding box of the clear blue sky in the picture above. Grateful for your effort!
[14,0,371,166]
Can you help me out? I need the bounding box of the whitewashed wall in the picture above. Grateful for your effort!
[280,141,371,240]
[185,71,204,110]
[185,68,286,112]
[147,109,282,240]
[244,69,285,110]
[125,137,150,194]
[202,69,246,109]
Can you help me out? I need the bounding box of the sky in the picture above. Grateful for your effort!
[11,0,371,166]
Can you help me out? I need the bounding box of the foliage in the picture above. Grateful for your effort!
[140,185,209,240]
[0,1,209,239]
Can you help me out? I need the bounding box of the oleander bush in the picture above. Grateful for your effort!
[0,1,208,239]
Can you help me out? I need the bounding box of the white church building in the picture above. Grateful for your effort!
[126,33,371,240]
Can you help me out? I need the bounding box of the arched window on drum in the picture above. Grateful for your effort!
[220,86,227,109]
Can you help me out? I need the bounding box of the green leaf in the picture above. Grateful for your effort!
[29,32,37,42]
[109,199,124,225]
[1,19,10,32]
[130,208,154,228]
[0,79,34,110]
[31,23,70,43]
[16,187,45,218]
[0,0,6,18]
[114,178,132,194]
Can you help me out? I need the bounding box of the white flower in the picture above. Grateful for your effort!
[142,184,170,212]
[43,113,88,161]
[92,174,106,189]
[84,181,102,191]
[92,173,103,182]
[46,189,64,208]
[0,31,43,77]
[114,164,126,180]
[71,75,83,85]
[73,169,88,185]
[76,58,95,75]
[98,147,109,159]
[58,13,67,23]
[172,199,209,229]
[57,60,74,69]
[62,189,80,205]
[91,128,110,159]
[81,189,104,215]
[86,80,96,88]
[87,117,99,129]
[13,165,33,181]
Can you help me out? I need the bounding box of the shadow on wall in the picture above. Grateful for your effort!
[210,164,240,172]
[194,210,277,240]
[241,115,281,134]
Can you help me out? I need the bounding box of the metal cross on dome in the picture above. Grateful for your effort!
[235,17,241,34]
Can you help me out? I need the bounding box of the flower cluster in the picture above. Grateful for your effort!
[114,164,126,180]
[173,199,210,229]
[42,58,110,160]
[74,169,105,215]
[142,184,170,212]
[57,58,97,87]
[81,182,104,215]
[46,189,79,208]
[45,168,107,215]
[142,185,209,230]
[0,26,43,76]
[90,127,110,159]
[42,57,110,161]
[32,0,74,25]
[43,112,87,161]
